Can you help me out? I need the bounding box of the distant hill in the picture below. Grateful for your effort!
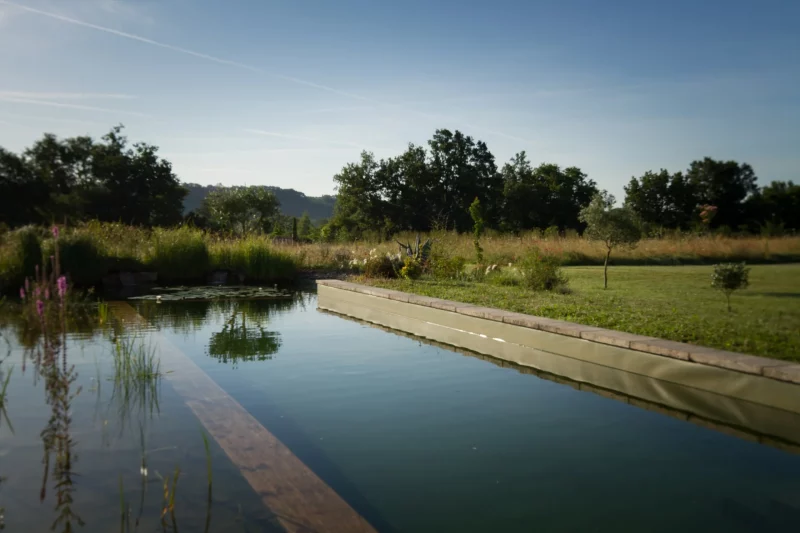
[183,183,336,221]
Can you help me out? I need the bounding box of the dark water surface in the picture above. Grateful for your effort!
[2,293,799,532]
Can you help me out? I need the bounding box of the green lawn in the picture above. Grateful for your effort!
[365,264,800,361]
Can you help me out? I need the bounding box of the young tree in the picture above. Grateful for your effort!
[579,193,642,289]
[711,263,750,312]
[468,197,485,263]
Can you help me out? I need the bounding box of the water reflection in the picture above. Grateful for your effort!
[208,310,281,366]
[135,298,301,367]
[135,297,299,334]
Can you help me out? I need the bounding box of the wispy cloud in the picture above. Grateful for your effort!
[299,105,377,114]
[0,95,151,117]
[0,0,535,145]
[0,111,104,126]
[243,129,372,150]
[163,147,356,158]
[0,91,136,100]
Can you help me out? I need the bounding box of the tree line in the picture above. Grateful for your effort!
[0,126,187,228]
[0,126,314,238]
[2,126,798,239]
[329,128,799,239]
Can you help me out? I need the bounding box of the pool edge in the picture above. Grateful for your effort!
[316,281,800,414]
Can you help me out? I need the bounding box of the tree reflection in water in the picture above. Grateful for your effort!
[136,296,301,367]
[206,300,286,367]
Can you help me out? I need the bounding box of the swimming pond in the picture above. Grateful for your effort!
[1,292,799,532]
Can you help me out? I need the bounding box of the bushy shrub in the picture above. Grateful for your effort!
[711,262,750,311]
[364,255,397,278]
[51,233,107,286]
[0,225,42,294]
[518,248,568,291]
[399,257,422,280]
[429,255,467,280]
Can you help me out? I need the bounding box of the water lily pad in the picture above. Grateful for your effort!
[128,285,293,301]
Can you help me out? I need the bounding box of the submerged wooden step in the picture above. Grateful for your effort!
[108,301,377,533]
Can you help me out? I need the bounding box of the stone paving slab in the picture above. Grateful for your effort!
[317,280,799,385]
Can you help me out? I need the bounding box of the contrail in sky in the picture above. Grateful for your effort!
[0,0,376,103]
[0,95,152,117]
[0,0,537,145]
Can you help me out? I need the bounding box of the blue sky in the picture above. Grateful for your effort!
[0,0,798,198]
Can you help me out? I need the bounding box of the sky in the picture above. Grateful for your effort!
[0,0,798,199]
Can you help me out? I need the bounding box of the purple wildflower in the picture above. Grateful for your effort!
[24,278,30,292]
[57,276,67,299]
[34,287,41,298]
[36,300,44,317]
[52,226,59,239]
[20,287,26,301]
[44,288,50,300]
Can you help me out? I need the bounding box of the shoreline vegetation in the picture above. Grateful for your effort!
[1,222,799,293]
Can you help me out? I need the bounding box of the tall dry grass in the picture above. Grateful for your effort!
[1,223,798,293]
[273,230,800,268]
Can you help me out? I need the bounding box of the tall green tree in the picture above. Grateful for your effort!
[426,129,501,231]
[745,181,800,231]
[624,169,697,229]
[3,125,186,227]
[501,151,549,232]
[686,158,757,228]
[0,147,49,227]
[501,152,597,232]
[201,186,280,234]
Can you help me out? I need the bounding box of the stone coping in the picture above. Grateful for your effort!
[316,279,800,386]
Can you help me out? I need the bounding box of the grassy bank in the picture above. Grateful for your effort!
[363,265,800,361]
[1,222,799,294]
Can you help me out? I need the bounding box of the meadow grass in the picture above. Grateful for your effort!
[365,264,800,361]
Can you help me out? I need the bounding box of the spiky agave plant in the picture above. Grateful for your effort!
[396,234,432,265]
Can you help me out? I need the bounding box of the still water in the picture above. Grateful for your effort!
[1,292,799,532]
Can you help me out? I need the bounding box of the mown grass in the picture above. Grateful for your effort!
[365,264,800,361]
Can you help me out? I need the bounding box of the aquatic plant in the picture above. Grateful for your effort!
[19,227,84,531]
[0,366,13,434]
[160,466,180,528]
[112,336,162,384]
[150,226,210,283]
[202,432,213,532]
[109,335,163,431]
